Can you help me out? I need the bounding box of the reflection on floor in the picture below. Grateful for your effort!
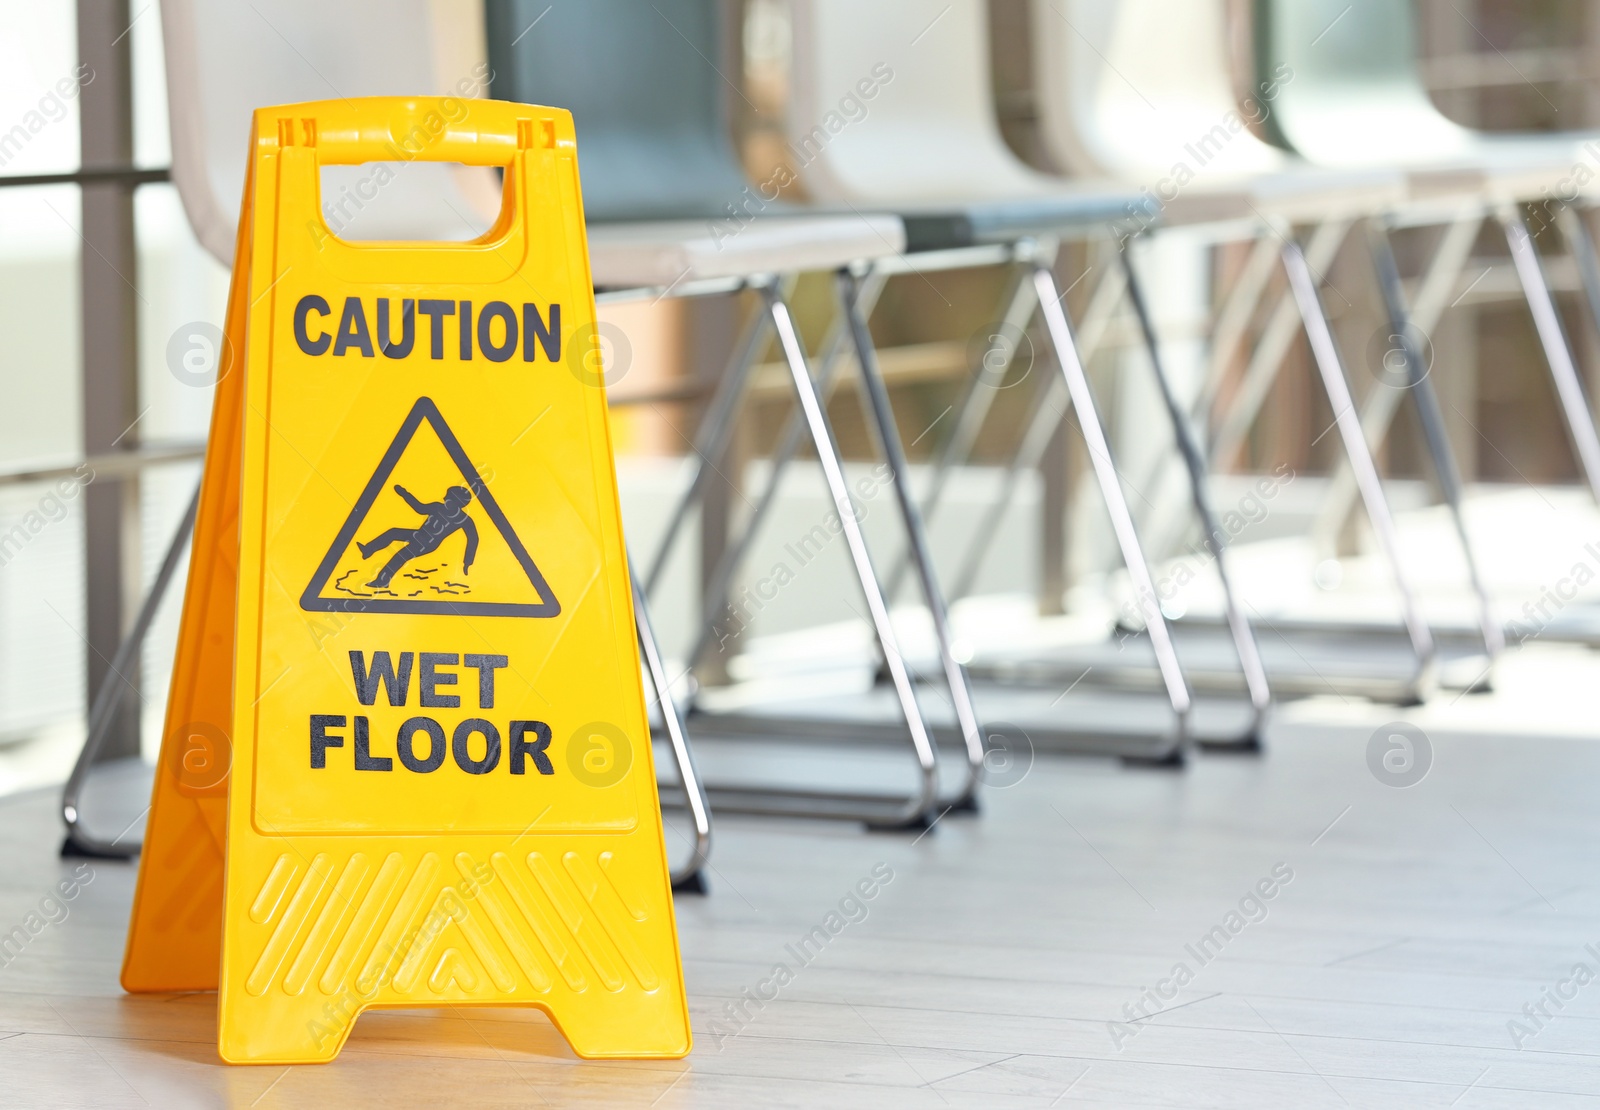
[5,655,1600,1107]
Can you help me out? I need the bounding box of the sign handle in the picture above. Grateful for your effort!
[264,97,558,168]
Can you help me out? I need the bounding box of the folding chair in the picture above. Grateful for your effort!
[1259,0,1600,653]
[1015,0,1489,703]
[728,0,1253,760]
[488,0,997,826]
[61,0,710,886]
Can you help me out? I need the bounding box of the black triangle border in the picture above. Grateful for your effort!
[299,396,561,618]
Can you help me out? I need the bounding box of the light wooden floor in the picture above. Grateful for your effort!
[5,672,1600,1107]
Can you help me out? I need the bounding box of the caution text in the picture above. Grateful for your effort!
[293,295,561,363]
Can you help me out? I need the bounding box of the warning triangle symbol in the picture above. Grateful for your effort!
[300,397,560,617]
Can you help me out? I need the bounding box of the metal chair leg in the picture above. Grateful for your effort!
[630,554,713,893]
[654,276,968,827]
[1031,262,1193,760]
[1125,232,1280,562]
[1194,233,1283,424]
[948,364,1063,602]
[1559,204,1600,361]
[62,479,202,858]
[1120,247,1272,748]
[1366,220,1503,668]
[1208,219,1353,470]
[881,262,1039,602]
[1309,212,1480,555]
[1501,208,1600,506]
[681,271,889,679]
[941,265,1128,601]
[643,290,776,596]
[1280,241,1437,697]
[748,283,942,826]
[1135,221,1351,569]
[838,268,986,810]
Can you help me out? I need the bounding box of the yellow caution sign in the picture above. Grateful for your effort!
[122,98,690,1064]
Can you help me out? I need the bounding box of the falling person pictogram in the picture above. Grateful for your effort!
[301,397,560,617]
[359,484,479,587]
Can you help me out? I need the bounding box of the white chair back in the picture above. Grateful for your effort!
[161,0,498,265]
[1258,0,1473,166]
[1031,0,1286,180]
[787,0,1052,203]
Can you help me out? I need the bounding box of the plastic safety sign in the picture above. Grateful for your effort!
[122,98,689,1063]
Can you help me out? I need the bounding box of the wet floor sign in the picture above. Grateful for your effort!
[120,98,690,1063]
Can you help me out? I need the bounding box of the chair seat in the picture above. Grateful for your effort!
[1396,136,1588,206]
[1159,166,1407,227]
[586,214,906,288]
[839,187,1157,252]
[1259,101,1584,207]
